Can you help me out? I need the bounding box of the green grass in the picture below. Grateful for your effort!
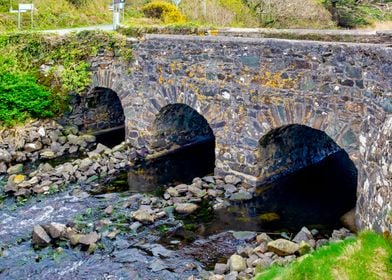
[0,30,131,127]
[256,231,392,280]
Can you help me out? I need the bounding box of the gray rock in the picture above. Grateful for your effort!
[130,222,142,231]
[223,184,237,194]
[166,187,179,197]
[40,150,56,159]
[81,134,96,143]
[214,263,228,274]
[340,208,357,232]
[224,272,238,280]
[224,175,242,185]
[267,239,299,256]
[32,225,51,247]
[229,191,252,201]
[24,142,43,152]
[256,234,272,245]
[188,184,207,198]
[7,164,23,175]
[174,184,188,194]
[292,226,313,244]
[45,223,66,239]
[79,158,93,172]
[0,149,12,162]
[202,176,215,184]
[232,231,256,241]
[228,254,246,272]
[175,203,199,214]
[132,210,155,224]
[0,162,7,174]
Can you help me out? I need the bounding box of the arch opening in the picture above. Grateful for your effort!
[211,124,358,233]
[64,87,125,148]
[255,124,358,230]
[127,103,216,191]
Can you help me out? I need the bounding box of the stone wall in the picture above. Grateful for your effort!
[89,35,391,233]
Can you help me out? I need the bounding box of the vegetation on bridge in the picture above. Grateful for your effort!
[0,31,131,127]
[0,0,391,31]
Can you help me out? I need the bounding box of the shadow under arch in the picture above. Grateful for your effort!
[127,103,216,191]
[210,124,358,234]
[63,87,125,148]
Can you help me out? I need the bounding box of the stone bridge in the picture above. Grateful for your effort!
[86,34,391,233]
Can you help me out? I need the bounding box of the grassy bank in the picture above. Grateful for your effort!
[256,231,392,280]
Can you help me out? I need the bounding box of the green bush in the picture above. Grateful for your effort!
[142,1,186,24]
[0,71,54,126]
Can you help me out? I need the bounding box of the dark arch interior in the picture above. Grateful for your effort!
[209,124,358,234]
[63,87,125,148]
[127,103,216,191]
[257,124,357,230]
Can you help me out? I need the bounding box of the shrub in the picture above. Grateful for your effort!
[0,71,54,126]
[142,1,186,24]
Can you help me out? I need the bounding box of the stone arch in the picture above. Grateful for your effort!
[151,103,215,152]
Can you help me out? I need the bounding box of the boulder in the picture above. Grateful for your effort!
[267,239,299,256]
[175,203,199,214]
[45,223,66,239]
[228,254,246,272]
[32,225,51,247]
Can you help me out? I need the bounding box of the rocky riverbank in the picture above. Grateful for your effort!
[0,120,97,174]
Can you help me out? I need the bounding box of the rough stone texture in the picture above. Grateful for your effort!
[60,88,125,132]
[88,35,391,233]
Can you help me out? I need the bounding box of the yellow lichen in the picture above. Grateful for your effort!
[13,174,26,184]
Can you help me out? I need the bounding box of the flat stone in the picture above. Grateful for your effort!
[232,231,256,241]
[166,187,179,197]
[32,225,51,247]
[224,175,242,185]
[40,151,56,159]
[24,142,42,152]
[175,203,199,214]
[132,209,155,224]
[214,263,228,274]
[228,254,246,272]
[229,191,252,201]
[7,164,23,175]
[45,223,66,239]
[256,233,272,244]
[267,239,299,256]
[174,184,188,194]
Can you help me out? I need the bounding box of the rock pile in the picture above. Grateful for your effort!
[162,175,255,211]
[32,222,100,252]
[4,143,136,197]
[203,227,354,280]
[0,120,96,174]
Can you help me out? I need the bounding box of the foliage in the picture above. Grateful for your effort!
[323,0,392,28]
[256,231,392,280]
[0,31,131,127]
[142,1,186,24]
[178,0,257,27]
[0,0,111,31]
